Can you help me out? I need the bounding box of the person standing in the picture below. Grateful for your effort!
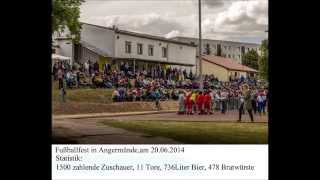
[84,61,89,75]
[204,91,212,114]
[196,91,204,115]
[53,62,58,80]
[238,84,254,122]
[94,61,100,73]
[257,92,264,116]
[191,90,197,114]
[262,89,267,114]
[154,89,161,111]
[237,93,245,122]
[177,91,185,114]
[57,68,64,89]
[185,92,193,115]
[251,89,258,114]
[60,87,66,103]
[210,90,215,113]
[220,90,227,114]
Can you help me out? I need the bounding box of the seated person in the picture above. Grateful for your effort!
[112,89,120,102]
[135,88,142,101]
[92,73,104,88]
[126,89,133,101]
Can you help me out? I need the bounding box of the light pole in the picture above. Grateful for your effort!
[198,0,204,90]
[198,0,202,76]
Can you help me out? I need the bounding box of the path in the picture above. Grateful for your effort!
[53,116,180,144]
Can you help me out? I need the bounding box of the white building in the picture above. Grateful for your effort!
[170,36,260,64]
[73,23,197,73]
[52,31,74,64]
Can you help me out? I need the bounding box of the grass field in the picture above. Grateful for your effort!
[102,120,268,144]
[52,81,178,114]
[52,81,113,104]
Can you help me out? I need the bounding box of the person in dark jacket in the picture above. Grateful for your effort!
[94,61,99,73]
[238,84,254,122]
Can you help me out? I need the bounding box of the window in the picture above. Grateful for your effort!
[228,54,231,58]
[162,47,167,58]
[125,41,131,53]
[229,46,231,50]
[224,46,227,50]
[148,45,154,56]
[137,43,143,55]
[206,43,210,48]
[212,44,216,49]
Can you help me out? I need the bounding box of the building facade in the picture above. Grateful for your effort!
[74,23,197,73]
[52,31,74,64]
[171,36,260,64]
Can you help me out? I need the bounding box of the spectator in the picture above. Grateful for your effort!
[57,68,64,89]
[196,91,204,115]
[177,91,185,114]
[94,61,100,73]
[238,84,254,122]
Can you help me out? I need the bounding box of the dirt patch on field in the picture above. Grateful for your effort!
[52,101,178,115]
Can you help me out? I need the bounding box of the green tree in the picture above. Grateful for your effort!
[242,49,259,70]
[258,39,268,80]
[52,0,84,42]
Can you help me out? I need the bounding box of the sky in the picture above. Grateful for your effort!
[80,0,268,44]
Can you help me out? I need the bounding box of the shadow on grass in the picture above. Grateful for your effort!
[101,120,268,144]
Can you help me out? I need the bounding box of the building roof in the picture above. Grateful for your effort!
[202,55,258,73]
[80,22,197,47]
[171,36,260,46]
[80,40,111,57]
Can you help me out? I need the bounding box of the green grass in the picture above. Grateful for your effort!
[52,81,113,104]
[102,120,268,144]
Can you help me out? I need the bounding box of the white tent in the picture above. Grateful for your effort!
[52,54,71,61]
[52,54,72,64]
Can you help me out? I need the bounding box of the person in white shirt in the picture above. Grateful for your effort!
[84,61,89,75]
[257,92,264,116]
[209,90,215,113]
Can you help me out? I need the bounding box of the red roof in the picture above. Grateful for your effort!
[202,55,258,73]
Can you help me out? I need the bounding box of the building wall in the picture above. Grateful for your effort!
[55,39,73,64]
[172,37,260,64]
[114,33,196,66]
[168,43,196,65]
[202,60,229,82]
[81,24,115,57]
[228,70,248,79]
[114,33,168,63]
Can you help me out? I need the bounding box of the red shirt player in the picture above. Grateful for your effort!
[185,94,193,115]
[204,92,212,114]
[196,92,204,114]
